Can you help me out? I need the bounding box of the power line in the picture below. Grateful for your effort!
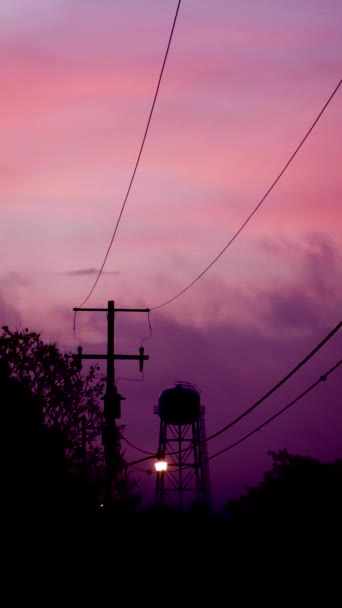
[130,464,153,474]
[206,320,341,443]
[116,373,145,384]
[152,78,342,311]
[141,310,153,347]
[208,358,342,461]
[182,357,342,473]
[124,357,341,470]
[124,319,341,462]
[125,454,155,468]
[122,435,155,456]
[129,357,341,472]
[78,1,182,309]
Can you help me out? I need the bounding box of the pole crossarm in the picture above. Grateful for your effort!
[73,307,150,313]
[72,354,149,361]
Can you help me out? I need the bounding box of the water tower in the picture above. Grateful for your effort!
[154,382,212,510]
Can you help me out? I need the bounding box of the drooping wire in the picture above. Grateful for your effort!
[124,357,342,470]
[125,454,156,467]
[122,435,155,456]
[114,311,152,383]
[78,0,183,309]
[208,358,342,461]
[140,310,153,347]
[130,464,153,475]
[123,319,341,461]
[151,78,342,311]
[73,310,80,343]
[206,320,341,443]
[116,373,145,384]
[73,307,108,348]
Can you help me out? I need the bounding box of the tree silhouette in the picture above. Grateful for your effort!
[1,357,78,514]
[0,326,143,512]
[226,449,342,533]
[0,326,104,477]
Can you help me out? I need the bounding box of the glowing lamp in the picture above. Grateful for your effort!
[155,460,168,472]
[155,449,168,472]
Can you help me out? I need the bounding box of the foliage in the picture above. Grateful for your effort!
[0,325,142,510]
[226,449,342,529]
[0,325,104,473]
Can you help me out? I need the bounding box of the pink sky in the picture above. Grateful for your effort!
[0,0,341,508]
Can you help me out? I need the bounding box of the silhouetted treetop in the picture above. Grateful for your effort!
[0,326,104,472]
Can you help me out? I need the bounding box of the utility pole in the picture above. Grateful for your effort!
[73,301,149,508]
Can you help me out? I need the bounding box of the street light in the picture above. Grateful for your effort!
[155,451,168,472]
[155,460,168,472]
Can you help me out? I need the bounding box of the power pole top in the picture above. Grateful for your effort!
[72,301,149,380]
[72,300,150,508]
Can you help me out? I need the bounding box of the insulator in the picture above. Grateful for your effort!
[139,346,144,372]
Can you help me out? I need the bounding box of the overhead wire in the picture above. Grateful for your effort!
[208,358,342,461]
[151,78,342,311]
[110,311,152,384]
[130,464,153,474]
[124,357,342,469]
[116,373,145,384]
[122,435,155,456]
[140,310,153,347]
[123,319,341,461]
[125,454,156,467]
[206,320,341,443]
[78,0,183,309]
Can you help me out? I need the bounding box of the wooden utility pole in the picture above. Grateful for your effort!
[72,301,149,508]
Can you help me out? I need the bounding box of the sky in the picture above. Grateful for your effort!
[0,0,341,509]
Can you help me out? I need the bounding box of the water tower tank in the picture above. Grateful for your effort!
[157,383,201,425]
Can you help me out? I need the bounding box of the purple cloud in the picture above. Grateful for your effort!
[59,268,119,277]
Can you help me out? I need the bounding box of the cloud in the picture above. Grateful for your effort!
[0,272,32,287]
[59,268,119,277]
[255,234,342,335]
[0,290,21,327]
